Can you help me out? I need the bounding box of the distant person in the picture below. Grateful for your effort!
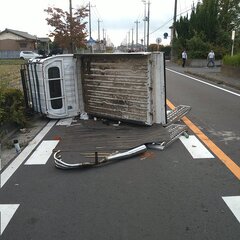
[207,50,215,67]
[182,50,187,67]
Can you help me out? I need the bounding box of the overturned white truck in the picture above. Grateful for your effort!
[22,52,167,124]
[21,52,191,169]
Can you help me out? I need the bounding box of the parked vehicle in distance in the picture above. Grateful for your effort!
[20,51,42,60]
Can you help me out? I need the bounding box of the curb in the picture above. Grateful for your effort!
[185,71,240,91]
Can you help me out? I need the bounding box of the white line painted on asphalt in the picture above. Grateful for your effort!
[24,140,59,165]
[222,196,240,223]
[179,135,215,159]
[0,120,57,188]
[56,117,73,126]
[0,204,20,235]
[167,68,240,97]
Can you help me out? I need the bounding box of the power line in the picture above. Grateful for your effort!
[93,5,103,22]
[149,7,192,35]
[149,0,200,36]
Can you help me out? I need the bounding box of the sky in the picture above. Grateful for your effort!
[0,0,200,47]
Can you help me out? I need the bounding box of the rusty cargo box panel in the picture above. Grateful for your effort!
[75,53,166,125]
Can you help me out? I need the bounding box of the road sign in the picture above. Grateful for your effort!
[163,32,168,39]
[156,37,162,44]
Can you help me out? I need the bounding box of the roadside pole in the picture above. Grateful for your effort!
[231,30,235,56]
[156,37,162,51]
[0,141,1,172]
[171,0,178,60]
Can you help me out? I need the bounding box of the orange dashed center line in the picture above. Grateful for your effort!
[167,99,240,180]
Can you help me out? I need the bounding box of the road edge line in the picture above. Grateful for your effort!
[166,68,240,97]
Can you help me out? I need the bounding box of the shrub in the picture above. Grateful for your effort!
[0,87,27,127]
[223,54,240,67]
[186,36,210,58]
[0,85,5,123]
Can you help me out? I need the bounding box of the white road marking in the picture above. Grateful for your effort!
[0,204,20,235]
[222,196,240,223]
[24,140,59,165]
[179,135,214,159]
[167,68,240,97]
[0,120,57,188]
[56,117,73,126]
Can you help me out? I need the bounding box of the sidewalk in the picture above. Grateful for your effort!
[166,61,240,91]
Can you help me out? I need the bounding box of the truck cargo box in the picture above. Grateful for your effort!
[21,52,166,125]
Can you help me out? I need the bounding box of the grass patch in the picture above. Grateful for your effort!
[0,59,26,89]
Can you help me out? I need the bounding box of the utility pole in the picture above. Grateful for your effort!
[87,2,96,52]
[171,0,177,60]
[146,0,150,49]
[88,2,92,39]
[135,20,140,47]
[102,28,106,51]
[142,0,147,50]
[69,0,74,53]
[128,31,130,49]
[97,19,102,41]
[131,28,134,51]
[173,0,177,40]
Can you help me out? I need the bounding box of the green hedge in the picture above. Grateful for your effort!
[0,87,27,127]
[223,54,240,67]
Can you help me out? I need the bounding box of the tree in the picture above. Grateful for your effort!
[173,0,240,59]
[218,0,240,32]
[175,15,191,48]
[45,6,88,52]
[215,0,240,51]
[187,0,219,43]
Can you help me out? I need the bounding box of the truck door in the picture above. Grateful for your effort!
[45,60,67,118]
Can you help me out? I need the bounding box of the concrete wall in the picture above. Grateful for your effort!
[221,65,240,78]
[187,59,222,67]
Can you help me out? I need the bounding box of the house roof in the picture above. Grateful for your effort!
[1,28,37,40]
[38,37,50,42]
[0,28,50,42]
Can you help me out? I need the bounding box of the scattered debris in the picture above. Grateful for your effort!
[80,112,89,120]
[53,125,188,169]
[54,145,147,169]
[54,104,191,170]
[164,105,191,126]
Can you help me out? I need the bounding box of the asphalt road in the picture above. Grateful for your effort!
[0,66,239,240]
[166,67,240,166]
